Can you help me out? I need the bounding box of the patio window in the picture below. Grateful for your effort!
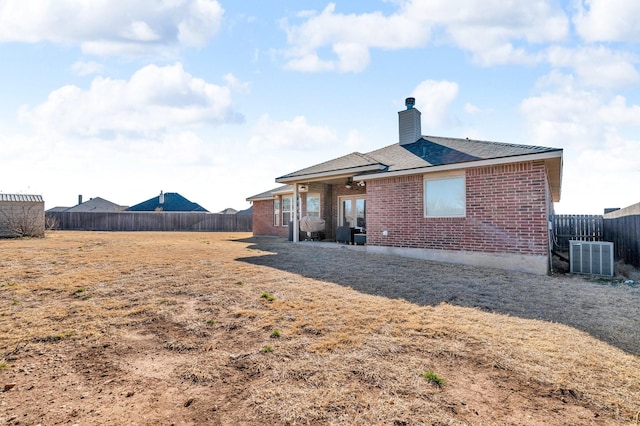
[282,196,293,226]
[306,194,320,217]
[424,174,465,218]
[273,199,280,226]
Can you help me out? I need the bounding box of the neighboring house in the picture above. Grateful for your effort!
[237,206,253,216]
[219,208,238,214]
[0,194,45,237]
[47,196,128,213]
[247,97,563,275]
[128,191,208,212]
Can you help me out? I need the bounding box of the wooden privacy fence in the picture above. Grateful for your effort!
[47,211,252,232]
[603,215,640,268]
[552,213,639,267]
[551,214,603,251]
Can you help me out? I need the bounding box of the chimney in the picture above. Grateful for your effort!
[159,190,164,204]
[78,194,83,205]
[398,97,421,145]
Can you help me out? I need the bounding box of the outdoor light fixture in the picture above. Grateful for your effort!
[357,180,366,187]
[345,179,353,189]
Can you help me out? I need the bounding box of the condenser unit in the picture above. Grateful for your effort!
[569,241,614,276]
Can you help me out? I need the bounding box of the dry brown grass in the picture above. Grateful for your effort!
[1,231,639,425]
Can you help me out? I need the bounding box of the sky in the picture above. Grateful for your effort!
[0,0,639,214]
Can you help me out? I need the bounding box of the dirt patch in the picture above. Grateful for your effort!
[1,231,639,425]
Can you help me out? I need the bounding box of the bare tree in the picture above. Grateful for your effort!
[0,203,45,238]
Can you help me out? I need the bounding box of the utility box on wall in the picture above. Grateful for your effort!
[569,241,614,276]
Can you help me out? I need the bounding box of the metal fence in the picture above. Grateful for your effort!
[46,211,252,232]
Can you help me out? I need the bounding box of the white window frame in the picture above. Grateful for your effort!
[273,198,280,226]
[282,196,293,226]
[424,171,466,218]
[338,195,366,230]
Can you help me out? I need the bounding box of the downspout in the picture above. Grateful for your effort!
[293,183,299,242]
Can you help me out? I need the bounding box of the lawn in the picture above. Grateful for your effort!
[1,231,639,425]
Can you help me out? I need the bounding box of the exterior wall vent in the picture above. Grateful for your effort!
[569,241,614,276]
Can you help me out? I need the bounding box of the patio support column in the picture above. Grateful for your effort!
[293,183,300,242]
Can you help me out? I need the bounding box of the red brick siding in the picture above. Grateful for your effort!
[366,161,550,255]
[252,186,336,238]
[252,199,288,238]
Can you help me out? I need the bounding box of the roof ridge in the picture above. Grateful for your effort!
[422,135,562,151]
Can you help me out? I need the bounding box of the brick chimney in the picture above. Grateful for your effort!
[398,97,421,145]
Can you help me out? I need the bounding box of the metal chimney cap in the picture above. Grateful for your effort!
[405,97,415,109]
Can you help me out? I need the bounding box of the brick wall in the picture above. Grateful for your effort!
[366,160,550,255]
[252,199,288,238]
[252,185,335,238]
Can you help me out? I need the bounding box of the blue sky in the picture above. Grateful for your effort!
[1,0,638,214]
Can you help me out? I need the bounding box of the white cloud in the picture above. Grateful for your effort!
[0,0,223,56]
[249,114,337,151]
[71,61,103,76]
[19,63,241,138]
[177,0,224,47]
[545,46,639,89]
[574,0,640,42]
[281,1,568,71]
[223,73,251,94]
[464,102,494,117]
[281,3,429,72]
[411,80,459,128]
[519,75,640,213]
[598,95,640,126]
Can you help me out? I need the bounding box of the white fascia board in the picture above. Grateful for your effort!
[354,151,563,181]
[276,164,386,184]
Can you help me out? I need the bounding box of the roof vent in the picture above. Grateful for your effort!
[399,97,421,145]
[405,97,415,109]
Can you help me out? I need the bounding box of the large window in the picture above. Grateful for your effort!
[424,175,465,217]
[282,196,293,226]
[306,194,320,217]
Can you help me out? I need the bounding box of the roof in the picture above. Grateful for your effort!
[128,192,208,212]
[278,136,561,179]
[218,208,238,214]
[62,197,128,213]
[246,185,292,202]
[0,194,44,202]
[272,135,563,202]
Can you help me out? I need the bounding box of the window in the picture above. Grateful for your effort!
[282,196,293,226]
[306,194,320,217]
[424,175,465,217]
[273,199,280,226]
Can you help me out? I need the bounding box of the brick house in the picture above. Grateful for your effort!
[247,98,563,275]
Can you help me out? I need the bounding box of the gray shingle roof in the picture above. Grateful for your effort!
[276,152,382,180]
[276,136,561,179]
[368,136,561,172]
[246,185,292,201]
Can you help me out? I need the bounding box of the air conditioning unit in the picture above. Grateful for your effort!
[569,241,614,276]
